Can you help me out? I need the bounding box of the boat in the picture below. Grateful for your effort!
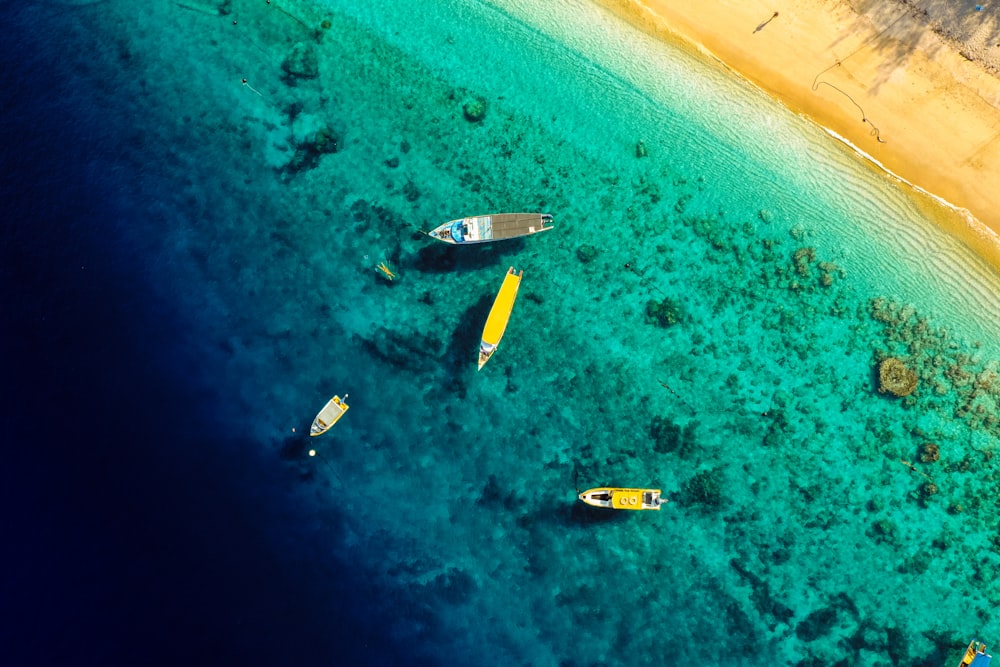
[578,488,665,511]
[310,394,349,436]
[478,267,523,370]
[958,640,992,667]
[426,213,553,244]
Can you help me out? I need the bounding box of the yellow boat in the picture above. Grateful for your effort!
[310,394,349,436]
[478,267,523,370]
[578,488,665,511]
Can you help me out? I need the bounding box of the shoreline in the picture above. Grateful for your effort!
[591,0,1000,274]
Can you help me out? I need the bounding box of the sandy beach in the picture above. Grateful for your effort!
[594,0,1000,272]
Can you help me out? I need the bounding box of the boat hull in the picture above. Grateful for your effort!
[478,267,522,370]
[578,488,664,511]
[427,213,552,244]
[310,395,349,436]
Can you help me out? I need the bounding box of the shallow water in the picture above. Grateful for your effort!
[5,0,1000,664]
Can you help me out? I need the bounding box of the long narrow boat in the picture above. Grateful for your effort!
[578,488,665,511]
[310,394,349,436]
[958,640,992,667]
[478,267,523,370]
[426,213,553,244]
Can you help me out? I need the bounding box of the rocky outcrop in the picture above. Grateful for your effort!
[878,357,918,397]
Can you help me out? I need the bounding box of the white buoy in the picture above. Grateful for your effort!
[308,449,316,457]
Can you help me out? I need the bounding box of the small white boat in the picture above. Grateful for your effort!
[479,267,523,370]
[310,394,349,436]
[426,213,553,244]
[578,488,665,511]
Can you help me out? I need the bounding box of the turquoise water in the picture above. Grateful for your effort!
[8,0,1000,664]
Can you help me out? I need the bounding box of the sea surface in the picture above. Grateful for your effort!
[4,0,1000,665]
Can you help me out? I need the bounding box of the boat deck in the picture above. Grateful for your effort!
[427,212,553,244]
[487,213,551,240]
[482,268,522,345]
[479,267,522,369]
[311,395,349,436]
[578,488,664,510]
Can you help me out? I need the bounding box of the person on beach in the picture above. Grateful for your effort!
[753,11,779,34]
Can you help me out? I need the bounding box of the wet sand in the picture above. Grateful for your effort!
[594,0,1000,272]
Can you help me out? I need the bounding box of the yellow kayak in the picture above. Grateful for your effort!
[478,267,523,370]
[578,488,665,511]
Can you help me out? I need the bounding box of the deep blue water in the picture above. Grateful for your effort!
[5,1,1000,665]
[1,4,394,665]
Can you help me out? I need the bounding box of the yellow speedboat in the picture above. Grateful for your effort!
[310,394,349,436]
[478,267,523,370]
[578,488,665,511]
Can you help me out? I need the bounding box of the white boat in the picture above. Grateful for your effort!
[426,213,553,244]
[310,394,349,436]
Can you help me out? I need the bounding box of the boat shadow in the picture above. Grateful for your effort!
[412,237,527,274]
[567,501,632,525]
[477,477,628,527]
[513,495,633,529]
[441,293,494,397]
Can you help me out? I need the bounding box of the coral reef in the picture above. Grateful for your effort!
[919,442,940,463]
[575,244,598,263]
[462,97,486,122]
[868,518,897,544]
[878,357,918,397]
[650,417,697,456]
[792,247,816,277]
[285,126,339,173]
[730,559,794,628]
[916,481,939,508]
[795,606,838,642]
[402,180,420,202]
[281,42,319,81]
[645,296,681,328]
[478,474,516,509]
[680,468,724,510]
[817,261,839,287]
[868,296,1000,439]
[350,198,400,227]
[793,593,864,661]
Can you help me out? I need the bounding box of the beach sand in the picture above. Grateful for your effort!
[594,0,1000,272]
